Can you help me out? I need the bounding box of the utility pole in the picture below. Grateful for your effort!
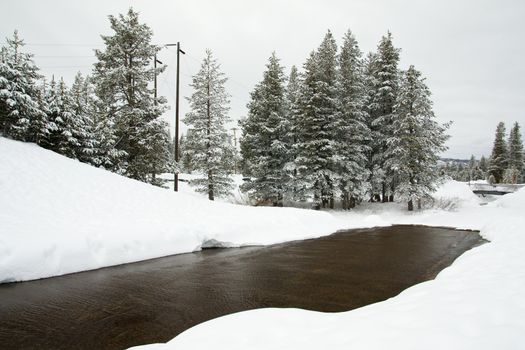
[165,42,185,191]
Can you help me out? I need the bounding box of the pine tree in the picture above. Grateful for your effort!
[336,30,370,209]
[69,72,99,164]
[283,65,305,201]
[488,122,508,183]
[295,31,339,209]
[363,52,383,201]
[44,77,81,157]
[368,32,401,202]
[468,155,476,181]
[507,122,524,183]
[41,77,71,157]
[179,133,194,173]
[387,65,449,211]
[183,49,234,200]
[0,31,49,142]
[93,8,170,183]
[479,155,488,175]
[240,52,288,206]
[40,76,96,161]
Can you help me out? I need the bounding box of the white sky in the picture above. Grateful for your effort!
[1,0,524,159]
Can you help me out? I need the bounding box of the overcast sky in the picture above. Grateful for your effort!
[1,0,524,159]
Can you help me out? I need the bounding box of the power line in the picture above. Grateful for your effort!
[33,55,96,58]
[23,43,103,47]
[39,65,93,68]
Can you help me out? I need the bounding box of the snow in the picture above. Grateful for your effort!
[430,179,482,210]
[3,137,525,350]
[130,188,525,348]
[0,137,344,283]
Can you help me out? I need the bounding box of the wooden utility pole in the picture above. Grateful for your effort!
[175,42,181,191]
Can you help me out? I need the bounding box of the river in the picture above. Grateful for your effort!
[0,225,483,350]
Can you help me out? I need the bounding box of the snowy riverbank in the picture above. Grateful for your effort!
[0,138,343,283]
[2,137,525,350]
[131,183,525,350]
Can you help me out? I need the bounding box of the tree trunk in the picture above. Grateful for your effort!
[417,198,422,210]
[381,182,387,203]
[349,196,356,209]
[208,170,214,201]
[408,199,413,211]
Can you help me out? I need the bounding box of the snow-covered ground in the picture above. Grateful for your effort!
[2,137,525,349]
[0,138,343,282]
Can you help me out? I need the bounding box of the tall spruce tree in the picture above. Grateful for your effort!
[69,72,99,164]
[93,8,170,183]
[488,122,508,183]
[507,122,524,182]
[368,32,400,202]
[363,52,384,201]
[183,49,234,200]
[295,31,339,209]
[387,65,449,211]
[0,31,49,142]
[283,65,304,201]
[479,155,488,174]
[240,52,288,206]
[44,77,82,158]
[336,30,370,209]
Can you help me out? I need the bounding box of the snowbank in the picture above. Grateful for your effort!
[430,179,482,210]
[132,190,525,350]
[0,138,345,282]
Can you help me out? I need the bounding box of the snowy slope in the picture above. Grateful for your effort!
[131,190,525,349]
[0,138,344,282]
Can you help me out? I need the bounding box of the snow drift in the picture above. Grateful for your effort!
[0,138,344,283]
[430,179,482,210]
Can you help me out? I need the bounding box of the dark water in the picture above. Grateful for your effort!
[0,225,483,350]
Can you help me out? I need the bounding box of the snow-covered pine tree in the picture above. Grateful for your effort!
[295,31,339,209]
[92,94,126,172]
[468,155,476,181]
[283,65,306,201]
[43,77,77,157]
[468,155,476,171]
[363,52,383,201]
[183,49,234,200]
[69,72,99,164]
[336,30,370,209]
[93,8,170,184]
[0,31,49,142]
[240,52,288,206]
[367,32,401,202]
[488,122,508,183]
[479,155,488,175]
[507,122,524,183]
[179,133,190,172]
[387,65,449,211]
[45,77,96,159]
